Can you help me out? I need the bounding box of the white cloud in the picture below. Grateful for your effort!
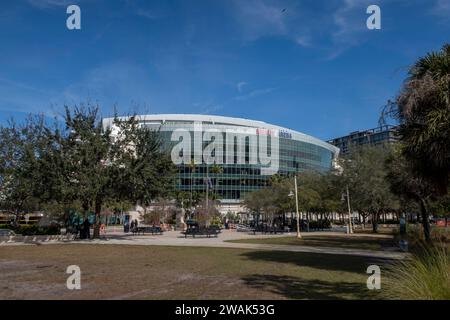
[48,61,157,113]
[332,0,368,44]
[327,0,375,59]
[0,77,56,114]
[231,0,289,41]
[136,8,159,20]
[27,0,72,9]
[229,0,370,57]
[200,103,223,115]
[237,81,248,92]
[234,87,275,101]
[295,35,312,47]
[431,0,450,16]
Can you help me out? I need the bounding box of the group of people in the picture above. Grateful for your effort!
[71,219,107,239]
[78,218,91,239]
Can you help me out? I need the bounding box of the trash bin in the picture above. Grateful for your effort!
[399,239,408,252]
[400,216,406,235]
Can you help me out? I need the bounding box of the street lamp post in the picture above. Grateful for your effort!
[295,176,301,238]
[289,176,302,239]
[334,158,353,235]
[345,185,353,234]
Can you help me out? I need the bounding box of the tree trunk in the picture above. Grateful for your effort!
[372,211,379,233]
[82,202,89,217]
[419,198,431,243]
[93,199,102,239]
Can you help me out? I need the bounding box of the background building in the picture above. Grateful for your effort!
[327,125,398,156]
[104,114,339,213]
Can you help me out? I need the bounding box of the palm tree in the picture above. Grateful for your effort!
[210,164,223,199]
[187,159,196,207]
[382,44,450,242]
[385,147,435,242]
[389,44,450,195]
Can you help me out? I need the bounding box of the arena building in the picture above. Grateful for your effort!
[103,114,339,213]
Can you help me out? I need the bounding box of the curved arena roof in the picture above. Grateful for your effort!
[103,114,339,155]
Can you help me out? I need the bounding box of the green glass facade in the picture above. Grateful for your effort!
[104,115,339,203]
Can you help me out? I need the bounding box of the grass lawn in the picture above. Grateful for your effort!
[0,244,388,300]
[227,234,395,251]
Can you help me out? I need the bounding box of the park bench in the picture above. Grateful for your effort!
[184,227,220,238]
[252,225,285,235]
[133,226,164,235]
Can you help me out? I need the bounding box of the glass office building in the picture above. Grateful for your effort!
[103,114,339,203]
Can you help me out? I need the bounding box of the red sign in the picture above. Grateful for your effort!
[256,128,276,136]
[436,219,450,227]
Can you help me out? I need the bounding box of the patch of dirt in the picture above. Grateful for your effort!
[0,244,373,300]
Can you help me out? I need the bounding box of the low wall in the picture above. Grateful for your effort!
[0,234,76,245]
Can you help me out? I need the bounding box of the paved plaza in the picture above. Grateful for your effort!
[1,228,406,260]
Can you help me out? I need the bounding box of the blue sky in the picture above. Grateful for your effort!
[0,0,449,140]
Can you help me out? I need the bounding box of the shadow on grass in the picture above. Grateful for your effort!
[241,250,392,273]
[229,235,396,250]
[241,274,374,299]
[239,251,392,299]
[303,236,395,249]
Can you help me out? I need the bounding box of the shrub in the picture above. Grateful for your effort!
[308,219,331,230]
[210,216,223,228]
[383,244,450,300]
[406,225,450,248]
[382,220,399,225]
[17,225,40,235]
[40,224,60,235]
[166,218,176,225]
[0,224,60,235]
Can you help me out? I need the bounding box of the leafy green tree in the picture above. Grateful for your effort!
[0,105,176,238]
[244,172,340,227]
[295,173,321,223]
[430,192,450,227]
[174,190,202,215]
[296,172,342,220]
[142,197,176,225]
[194,199,220,227]
[59,106,114,237]
[342,145,400,232]
[243,186,278,225]
[385,146,436,242]
[0,116,50,219]
[110,114,176,222]
[243,188,264,222]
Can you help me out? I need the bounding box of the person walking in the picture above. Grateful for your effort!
[130,220,135,234]
[83,218,91,239]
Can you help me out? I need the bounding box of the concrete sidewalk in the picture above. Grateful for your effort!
[6,230,404,260]
[1,230,407,259]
